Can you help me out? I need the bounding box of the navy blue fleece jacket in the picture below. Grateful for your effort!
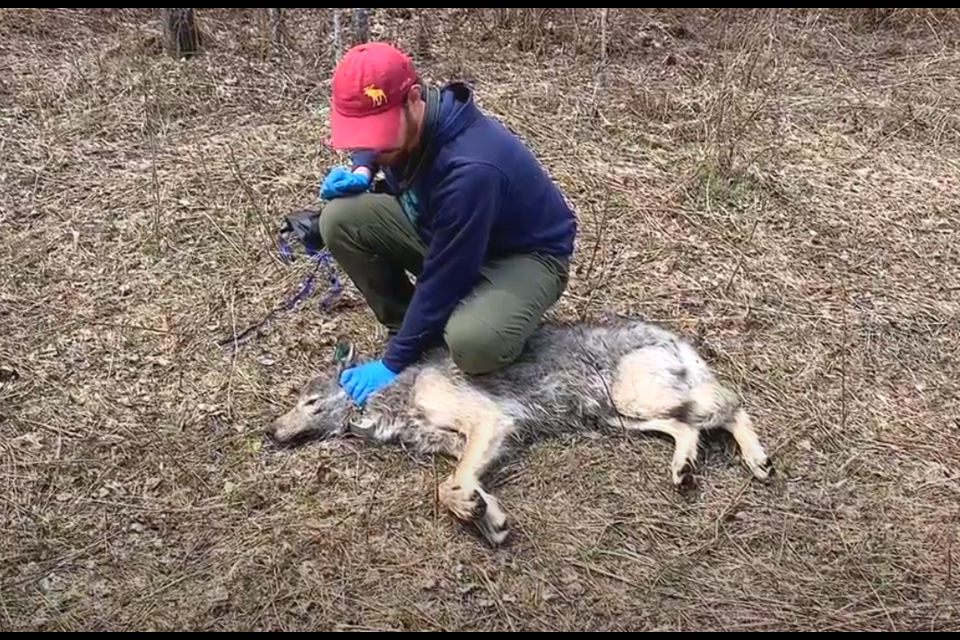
[350,82,577,373]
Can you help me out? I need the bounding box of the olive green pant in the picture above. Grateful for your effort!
[318,193,570,375]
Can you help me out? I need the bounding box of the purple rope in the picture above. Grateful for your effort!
[218,239,342,350]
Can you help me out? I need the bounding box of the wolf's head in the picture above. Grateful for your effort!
[265,336,367,446]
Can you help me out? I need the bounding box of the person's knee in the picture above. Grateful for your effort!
[444,314,520,375]
[318,195,367,250]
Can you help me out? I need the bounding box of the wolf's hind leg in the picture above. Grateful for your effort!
[724,409,774,482]
[607,348,701,489]
[607,416,700,490]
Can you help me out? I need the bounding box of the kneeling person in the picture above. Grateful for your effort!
[318,41,578,405]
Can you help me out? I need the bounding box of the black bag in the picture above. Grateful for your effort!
[278,208,324,260]
[277,179,392,259]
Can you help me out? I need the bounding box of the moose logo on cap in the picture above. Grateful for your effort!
[363,84,387,107]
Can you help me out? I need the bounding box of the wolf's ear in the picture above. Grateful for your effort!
[332,336,356,373]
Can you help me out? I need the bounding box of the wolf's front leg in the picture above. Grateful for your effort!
[438,416,512,547]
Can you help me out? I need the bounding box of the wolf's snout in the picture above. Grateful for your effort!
[265,415,285,442]
[265,410,308,445]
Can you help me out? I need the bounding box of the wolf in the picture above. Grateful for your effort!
[266,313,775,547]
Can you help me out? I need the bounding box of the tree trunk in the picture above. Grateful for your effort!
[353,8,369,45]
[415,9,431,59]
[331,9,343,59]
[161,8,201,59]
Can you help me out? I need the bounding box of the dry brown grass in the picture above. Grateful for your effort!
[2,7,959,632]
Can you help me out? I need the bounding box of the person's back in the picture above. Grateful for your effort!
[316,41,578,407]
[373,81,577,262]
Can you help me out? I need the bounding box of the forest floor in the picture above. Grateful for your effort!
[1,7,959,632]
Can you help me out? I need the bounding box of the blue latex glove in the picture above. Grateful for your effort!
[339,359,397,406]
[320,166,371,200]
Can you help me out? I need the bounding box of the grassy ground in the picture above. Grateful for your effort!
[2,7,959,632]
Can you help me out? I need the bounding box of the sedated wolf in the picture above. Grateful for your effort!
[266,313,775,547]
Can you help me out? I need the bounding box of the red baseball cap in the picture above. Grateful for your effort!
[328,42,417,151]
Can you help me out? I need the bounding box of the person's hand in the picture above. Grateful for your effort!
[339,359,397,406]
[320,166,371,200]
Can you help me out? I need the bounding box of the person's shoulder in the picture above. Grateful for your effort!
[435,118,530,180]
[429,81,545,187]
[436,83,520,144]
[433,157,507,194]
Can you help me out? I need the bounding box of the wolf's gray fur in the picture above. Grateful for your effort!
[267,313,774,547]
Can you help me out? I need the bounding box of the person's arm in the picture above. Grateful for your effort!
[381,161,505,373]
